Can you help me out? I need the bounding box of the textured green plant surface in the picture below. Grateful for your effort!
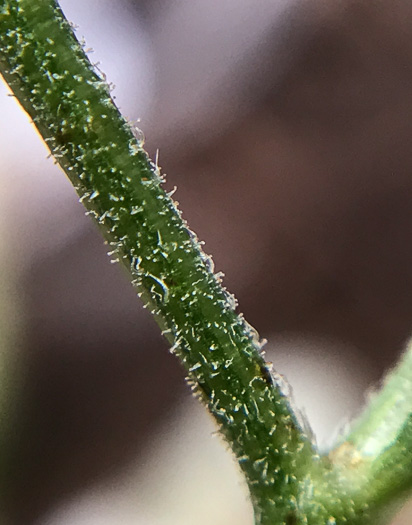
[1,1,412,524]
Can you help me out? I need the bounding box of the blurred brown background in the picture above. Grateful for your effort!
[2,0,412,523]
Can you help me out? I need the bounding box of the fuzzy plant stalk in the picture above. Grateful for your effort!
[2,1,412,524]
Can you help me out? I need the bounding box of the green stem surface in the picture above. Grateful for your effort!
[331,344,412,519]
[0,1,318,522]
[3,1,412,524]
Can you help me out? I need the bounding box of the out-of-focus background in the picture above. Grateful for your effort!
[2,0,412,523]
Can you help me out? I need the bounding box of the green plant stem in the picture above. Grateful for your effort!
[330,343,412,517]
[297,344,412,525]
[0,1,320,522]
[3,1,412,524]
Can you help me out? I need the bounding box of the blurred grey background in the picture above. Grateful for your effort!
[2,0,412,523]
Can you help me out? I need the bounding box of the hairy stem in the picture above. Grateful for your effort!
[0,1,318,522]
[3,2,412,524]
